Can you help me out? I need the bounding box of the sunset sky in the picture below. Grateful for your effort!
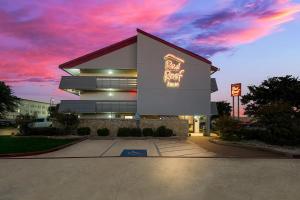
[1,0,300,109]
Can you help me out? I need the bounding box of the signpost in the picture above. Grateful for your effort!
[231,83,242,119]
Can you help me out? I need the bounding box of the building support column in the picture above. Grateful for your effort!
[204,115,210,136]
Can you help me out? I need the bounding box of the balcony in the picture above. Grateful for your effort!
[211,78,218,93]
[59,76,137,92]
[59,100,137,113]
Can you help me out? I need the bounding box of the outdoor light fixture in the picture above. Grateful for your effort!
[108,92,113,96]
[163,54,185,88]
[108,70,113,75]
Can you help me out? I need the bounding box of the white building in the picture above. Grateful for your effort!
[59,29,219,135]
[6,98,50,120]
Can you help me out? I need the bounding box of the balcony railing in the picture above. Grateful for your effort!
[59,76,137,91]
[59,100,137,113]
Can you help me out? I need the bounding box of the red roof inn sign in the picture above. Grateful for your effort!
[231,83,242,118]
[163,54,185,88]
[231,83,242,97]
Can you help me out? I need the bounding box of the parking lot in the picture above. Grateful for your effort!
[28,139,216,158]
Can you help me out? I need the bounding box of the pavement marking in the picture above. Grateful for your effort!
[152,140,162,156]
[99,140,119,157]
[160,147,204,153]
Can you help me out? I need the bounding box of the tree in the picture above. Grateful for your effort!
[241,75,300,116]
[216,101,232,116]
[241,75,300,145]
[0,81,19,118]
[48,104,60,119]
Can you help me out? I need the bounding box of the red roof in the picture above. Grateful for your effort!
[59,29,218,72]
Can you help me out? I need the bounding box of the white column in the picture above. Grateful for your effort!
[194,116,200,133]
[204,115,210,136]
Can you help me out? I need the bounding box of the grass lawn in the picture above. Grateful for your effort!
[0,136,78,154]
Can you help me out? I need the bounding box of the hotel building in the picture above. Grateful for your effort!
[58,29,219,135]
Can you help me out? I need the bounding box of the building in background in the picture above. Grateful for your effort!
[6,99,50,120]
[58,29,219,135]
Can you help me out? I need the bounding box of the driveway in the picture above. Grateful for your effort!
[0,157,299,200]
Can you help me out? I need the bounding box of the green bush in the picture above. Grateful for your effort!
[155,126,173,137]
[215,116,242,141]
[77,127,91,135]
[97,128,109,136]
[130,128,142,137]
[117,128,131,137]
[165,128,174,137]
[143,128,154,137]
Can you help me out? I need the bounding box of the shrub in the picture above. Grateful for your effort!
[165,128,173,137]
[155,126,173,137]
[117,128,131,137]
[55,112,79,131]
[97,128,109,136]
[130,128,142,137]
[143,128,154,137]
[15,114,35,135]
[77,127,91,135]
[215,116,242,141]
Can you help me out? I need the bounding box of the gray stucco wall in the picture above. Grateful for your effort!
[73,43,137,69]
[137,33,211,116]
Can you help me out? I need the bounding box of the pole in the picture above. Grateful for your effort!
[232,96,235,118]
[237,96,240,119]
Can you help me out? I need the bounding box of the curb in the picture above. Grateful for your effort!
[209,138,300,158]
[0,137,87,158]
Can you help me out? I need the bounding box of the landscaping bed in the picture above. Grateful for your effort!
[0,136,81,156]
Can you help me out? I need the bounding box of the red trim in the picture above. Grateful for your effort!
[59,36,137,69]
[137,29,212,65]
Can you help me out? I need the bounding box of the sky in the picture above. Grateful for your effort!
[1,0,300,113]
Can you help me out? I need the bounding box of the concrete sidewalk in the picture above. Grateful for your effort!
[0,158,299,200]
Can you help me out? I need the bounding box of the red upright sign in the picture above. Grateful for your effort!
[231,83,242,97]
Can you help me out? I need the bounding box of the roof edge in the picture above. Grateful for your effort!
[59,36,137,69]
[137,28,212,65]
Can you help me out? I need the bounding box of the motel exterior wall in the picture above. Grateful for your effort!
[73,43,137,69]
[137,33,211,116]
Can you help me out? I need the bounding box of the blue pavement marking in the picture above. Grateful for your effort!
[120,149,147,157]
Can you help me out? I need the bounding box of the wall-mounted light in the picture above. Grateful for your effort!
[108,92,113,96]
[108,70,113,75]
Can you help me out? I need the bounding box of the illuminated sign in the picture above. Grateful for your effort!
[163,54,185,88]
[231,83,242,96]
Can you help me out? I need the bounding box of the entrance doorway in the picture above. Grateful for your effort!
[179,115,205,134]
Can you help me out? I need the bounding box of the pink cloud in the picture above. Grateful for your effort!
[194,0,300,47]
[0,0,187,100]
